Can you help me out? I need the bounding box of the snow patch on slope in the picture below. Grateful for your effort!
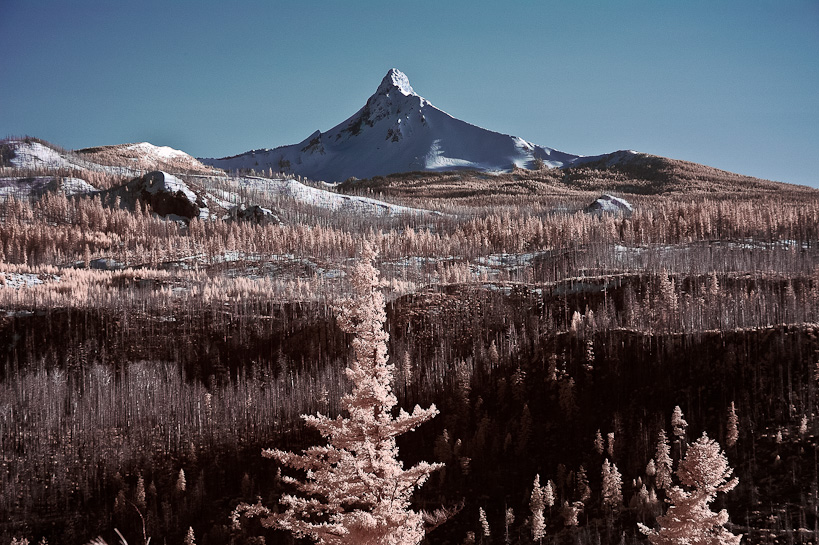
[6,139,140,176]
[142,171,198,203]
[193,174,434,217]
[8,141,76,170]
[125,142,191,161]
[0,176,97,200]
[241,176,432,216]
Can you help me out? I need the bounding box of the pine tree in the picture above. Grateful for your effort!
[504,507,514,545]
[488,340,500,368]
[529,474,546,543]
[543,480,555,510]
[135,473,146,510]
[601,459,623,511]
[176,468,187,493]
[594,429,605,455]
[646,459,657,479]
[639,433,741,545]
[726,402,738,448]
[655,430,673,490]
[575,465,591,503]
[232,243,442,545]
[671,406,688,441]
[479,507,490,540]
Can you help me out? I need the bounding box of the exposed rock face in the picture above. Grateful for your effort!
[133,171,204,220]
[584,194,633,215]
[228,204,280,224]
[89,258,124,271]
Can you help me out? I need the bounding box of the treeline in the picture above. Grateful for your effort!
[2,187,819,269]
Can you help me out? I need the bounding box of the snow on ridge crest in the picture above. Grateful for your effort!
[126,142,189,160]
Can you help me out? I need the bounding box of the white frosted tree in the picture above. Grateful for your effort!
[504,507,514,545]
[594,429,605,455]
[176,468,187,493]
[655,430,673,490]
[529,474,546,542]
[639,433,741,545]
[184,527,195,545]
[232,243,442,545]
[601,459,623,511]
[479,507,490,539]
[671,406,688,442]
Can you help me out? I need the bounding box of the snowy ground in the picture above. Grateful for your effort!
[0,272,60,289]
[0,176,96,200]
[194,174,434,217]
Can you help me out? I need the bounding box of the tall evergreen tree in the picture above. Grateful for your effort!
[529,474,546,543]
[639,433,741,545]
[726,402,738,448]
[655,429,673,491]
[232,243,441,545]
[601,459,623,511]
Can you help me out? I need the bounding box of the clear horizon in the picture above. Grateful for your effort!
[1,0,817,186]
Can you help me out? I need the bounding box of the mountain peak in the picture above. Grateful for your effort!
[202,69,580,181]
[375,68,416,97]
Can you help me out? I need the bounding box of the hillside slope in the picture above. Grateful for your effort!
[1,137,218,177]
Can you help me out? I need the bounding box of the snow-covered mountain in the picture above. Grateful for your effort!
[201,69,580,182]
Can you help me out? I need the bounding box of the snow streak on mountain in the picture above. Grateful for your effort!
[202,69,580,182]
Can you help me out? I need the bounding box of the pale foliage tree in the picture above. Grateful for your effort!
[232,243,442,545]
[639,433,741,545]
[176,468,187,493]
[135,473,146,510]
[646,459,657,478]
[594,429,605,455]
[575,466,590,503]
[529,474,546,542]
[479,507,490,539]
[488,340,500,368]
[544,479,556,509]
[504,507,514,545]
[655,430,673,490]
[671,406,688,441]
[601,459,623,511]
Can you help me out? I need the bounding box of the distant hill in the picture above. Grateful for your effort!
[336,152,817,204]
[1,137,218,176]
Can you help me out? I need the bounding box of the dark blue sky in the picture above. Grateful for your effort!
[1,1,817,186]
